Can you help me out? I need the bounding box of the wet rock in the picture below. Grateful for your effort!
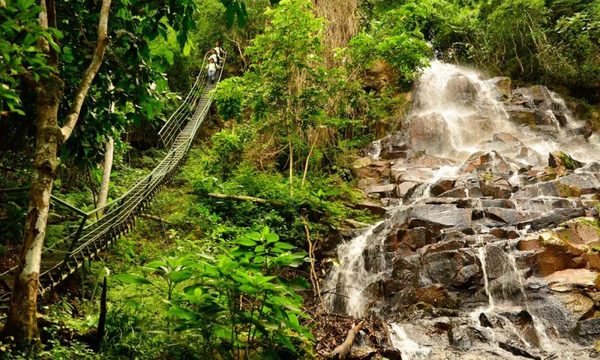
[481,182,513,199]
[350,201,387,216]
[349,346,377,360]
[415,284,456,308]
[408,113,452,154]
[575,318,600,336]
[545,268,598,290]
[498,340,541,360]
[379,348,402,360]
[498,310,543,348]
[553,292,594,321]
[479,313,494,328]
[408,205,472,230]
[409,154,455,167]
[396,227,438,252]
[493,132,522,147]
[365,184,396,197]
[485,207,536,226]
[448,325,474,351]
[431,179,456,197]
[558,172,600,195]
[439,188,467,198]
[507,106,538,127]
[487,77,512,101]
[518,238,542,251]
[529,208,586,230]
[558,217,600,245]
[536,244,582,277]
[423,250,479,288]
[460,151,513,175]
[446,74,479,105]
[548,151,584,170]
[481,245,512,280]
[541,270,600,325]
[397,181,419,198]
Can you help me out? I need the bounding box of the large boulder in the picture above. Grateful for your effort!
[445,74,479,105]
[408,113,452,154]
[408,204,473,231]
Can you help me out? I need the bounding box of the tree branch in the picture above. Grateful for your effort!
[60,0,112,142]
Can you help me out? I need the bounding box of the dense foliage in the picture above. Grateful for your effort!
[0,0,599,357]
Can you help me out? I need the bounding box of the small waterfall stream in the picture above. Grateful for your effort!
[324,61,600,359]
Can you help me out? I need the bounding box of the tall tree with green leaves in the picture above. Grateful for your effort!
[2,0,196,346]
[241,0,325,192]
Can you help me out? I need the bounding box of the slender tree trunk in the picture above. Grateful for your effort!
[96,137,114,214]
[5,74,64,345]
[3,0,112,345]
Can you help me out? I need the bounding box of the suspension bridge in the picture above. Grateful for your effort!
[0,54,226,305]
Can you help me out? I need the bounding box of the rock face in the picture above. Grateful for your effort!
[408,112,452,153]
[326,63,600,359]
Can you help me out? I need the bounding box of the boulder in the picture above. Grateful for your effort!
[481,182,513,199]
[529,208,586,230]
[423,250,480,288]
[548,151,584,170]
[431,179,456,197]
[529,85,552,104]
[397,181,419,198]
[575,318,600,336]
[460,151,513,175]
[506,106,537,127]
[408,204,472,230]
[492,132,521,147]
[445,73,479,105]
[364,184,396,197]
[408,112,452,154]
[552,292,594,321]
[487,76,512,101]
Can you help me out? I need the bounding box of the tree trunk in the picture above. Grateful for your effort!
[4,0,112,345]
[96,137,114,214]
[5,74,64,345]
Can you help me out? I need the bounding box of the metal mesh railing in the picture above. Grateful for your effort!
[0,52,226,303]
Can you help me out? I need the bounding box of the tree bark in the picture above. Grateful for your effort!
[4,0,112,345]
[96,137,114,214]
[5,74,64,345]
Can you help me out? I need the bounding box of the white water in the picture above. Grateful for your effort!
[389,323,432,360]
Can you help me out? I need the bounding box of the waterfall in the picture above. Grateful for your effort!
[324,60,600,358]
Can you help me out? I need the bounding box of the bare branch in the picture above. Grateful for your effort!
[60,0,112,141]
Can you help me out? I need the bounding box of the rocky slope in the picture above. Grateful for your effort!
[325,62,600,359]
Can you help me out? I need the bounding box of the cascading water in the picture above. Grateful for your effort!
[324,61,600,358]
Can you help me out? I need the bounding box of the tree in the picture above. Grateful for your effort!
[242,0,325,192]
[4,0,112,345]
[3,0,197,346]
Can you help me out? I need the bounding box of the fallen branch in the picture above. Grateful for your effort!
[206,192,283,207]
[139,213,171,224]
[328,320,365,359]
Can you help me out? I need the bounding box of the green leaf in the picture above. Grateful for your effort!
[235,237,257,246]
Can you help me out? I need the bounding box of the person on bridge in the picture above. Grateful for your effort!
[207,57,220,84]
[213,41,226,64]
[208,49,218,64]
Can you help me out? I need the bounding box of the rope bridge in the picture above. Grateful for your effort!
[0,53,226,304]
